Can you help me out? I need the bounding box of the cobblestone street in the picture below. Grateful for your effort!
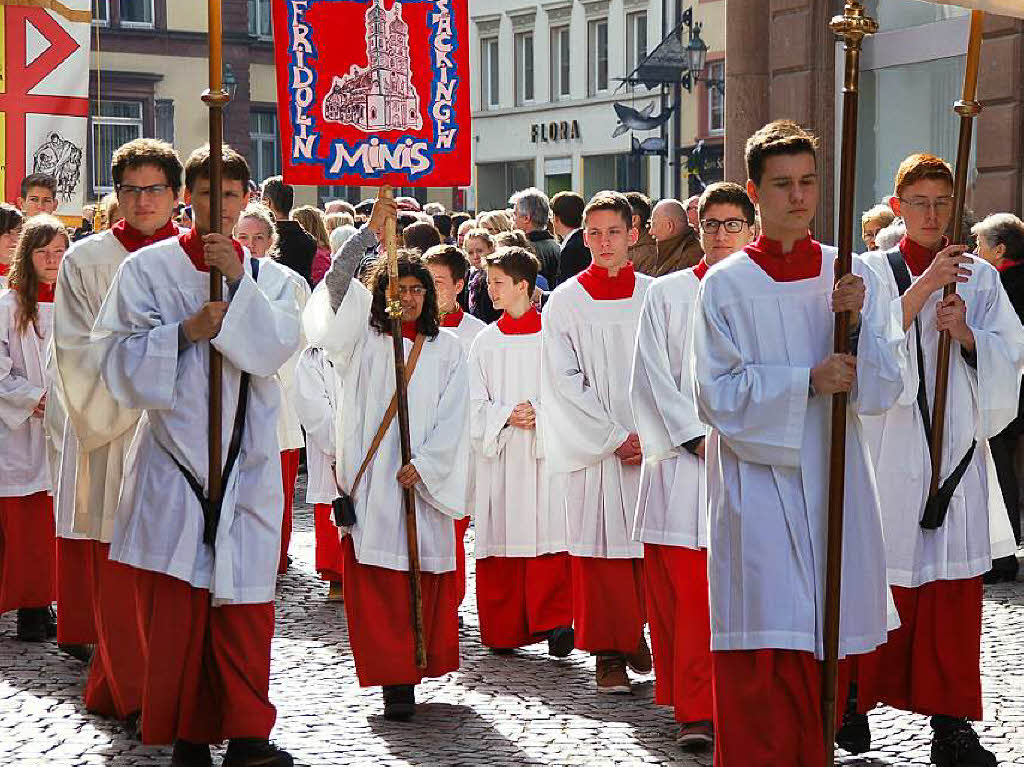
[1,486,1022,766]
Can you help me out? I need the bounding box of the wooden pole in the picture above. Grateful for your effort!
[925,11,984,518]
[824,4,876,763]
[201,2,231,526]
[381,186,428,669]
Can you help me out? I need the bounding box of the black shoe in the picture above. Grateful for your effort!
[223,738,294,767]
[930,716,997,767]
[547,626,575,658]
[489,646,516,655]
[836,711,871,755]
[458,615,464,629]
[170,739,212,767]
[382,684,416,721]
[45,606,57,638]
[123,710,142,741]
[15,608,49,642]
[58,643,94,663]
[983,555,1019,584]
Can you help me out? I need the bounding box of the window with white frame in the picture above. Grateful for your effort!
[550,26,571,101]
[626,12,647,80]
[515,31,535,105]
[119,0,154,27]
[248,0,273,39]
[92,0,108,25]
[707,60,725,135]
[91,100,143,194]
[588,19,609,95]
[249,111,281,184]
[481,37,500,109]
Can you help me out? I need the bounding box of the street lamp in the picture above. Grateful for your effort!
[223,62,239,104]
[679,13,709,93]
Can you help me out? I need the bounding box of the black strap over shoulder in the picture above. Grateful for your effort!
[884,248,975,530]
[169,258,258,549]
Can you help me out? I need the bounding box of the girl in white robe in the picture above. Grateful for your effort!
[304,217,469,720]
[0,216,67,640]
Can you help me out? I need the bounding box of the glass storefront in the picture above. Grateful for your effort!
[582,153,648,200]
[476,160,536,212]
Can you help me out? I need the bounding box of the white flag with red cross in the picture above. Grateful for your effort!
[0,1,91,217]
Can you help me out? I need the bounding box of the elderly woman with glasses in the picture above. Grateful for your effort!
[972,212,1024,582]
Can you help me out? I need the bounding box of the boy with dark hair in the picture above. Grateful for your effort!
[541,190,653,693]
[469,246,573,655]
[842,153,1024,767]
[93,143,300,766]
[18,173,58,218]
[260,175,316,286]
[54,137,184,720]
[551,192,591,285]
[693,120,904,765]
[304,196,469,721]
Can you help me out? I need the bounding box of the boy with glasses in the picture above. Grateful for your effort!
[840,153,1024,767]
[629,181,754,749]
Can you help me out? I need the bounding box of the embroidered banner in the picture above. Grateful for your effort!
[272,0,471,188]
[0,0,90,215]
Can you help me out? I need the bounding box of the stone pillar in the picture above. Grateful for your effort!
[724,0,769,183]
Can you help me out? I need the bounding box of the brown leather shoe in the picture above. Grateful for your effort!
[624,634,652,675]
[596,654,631,694]
[327,581,344,602]
[676,720,714,748]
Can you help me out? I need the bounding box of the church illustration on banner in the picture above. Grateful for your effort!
[322,0,423,133]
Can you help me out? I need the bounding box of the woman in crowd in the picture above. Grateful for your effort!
[0,204,24,289]
[465,228,501,323]
[861,202,895,251]
[235,204,278,257]
[293,205,333,285]
[478,210,512,236]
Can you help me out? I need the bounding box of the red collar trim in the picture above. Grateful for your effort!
[179,228,244,273]
[440,305,464,328]
[401,321,418,341]
[743,233,822,282]
[997,259,1023,273]
[0,263,8,277]
[899,236,948,277]
[692,257,710,281]
[578,260,636,300]
[37,281,56,303]
[112,219,179,253]
[497,306,542,335]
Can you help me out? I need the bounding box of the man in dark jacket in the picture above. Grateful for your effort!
[510,186,560,288]
[551,191,591,285]
[261,175,316,286]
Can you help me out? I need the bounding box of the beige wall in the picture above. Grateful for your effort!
[166,0,208,33]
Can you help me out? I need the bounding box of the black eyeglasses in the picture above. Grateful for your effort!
[701,218,748,234]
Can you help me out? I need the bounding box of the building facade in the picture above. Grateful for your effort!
[469,0,725,212]
[726,0,1024,240]
[88,0,455,211]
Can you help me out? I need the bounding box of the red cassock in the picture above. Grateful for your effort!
[341,537,459,686]
[134,568,276,745]
[713,649,852,767]
[56,537,96,644]
[475,552,572,649]
[313,503,344,583]
[0,493,56,612]
[278,448,301,574]
[454,516,470,606]
[83,541,146,719]
[644,543,712,723]
[855,577,983,719]
[570,556,645,654]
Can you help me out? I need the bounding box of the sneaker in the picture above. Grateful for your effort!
[676,720,714,748]
[170,740,212,767]
[223,738,294,767]
[382,684,416,721]
[930,717,997,767]
[624,634,653,675]
[327,581,344,602]
[15,608,48,642]
[547,626,574,658]
[836,711,871,755]
[58,643,94,663]
[595,654,631,694]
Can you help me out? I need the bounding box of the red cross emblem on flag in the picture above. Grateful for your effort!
[0,3,89,205]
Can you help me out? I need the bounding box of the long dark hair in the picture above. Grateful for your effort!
[363,249,440,339]
[9,215,67,336]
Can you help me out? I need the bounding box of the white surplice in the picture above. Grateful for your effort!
[540,275,652,559]
[860,250,1024,587]
[468,323,568,558]
[629,268,708,550]
[94,240,301,604]
[303,279,470,573]
[52,230,142,543]
[292,345,337,505]
[0,292,53,496]
[273,264,311,453]
[447,310,486,356]
[694,249,905,659]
